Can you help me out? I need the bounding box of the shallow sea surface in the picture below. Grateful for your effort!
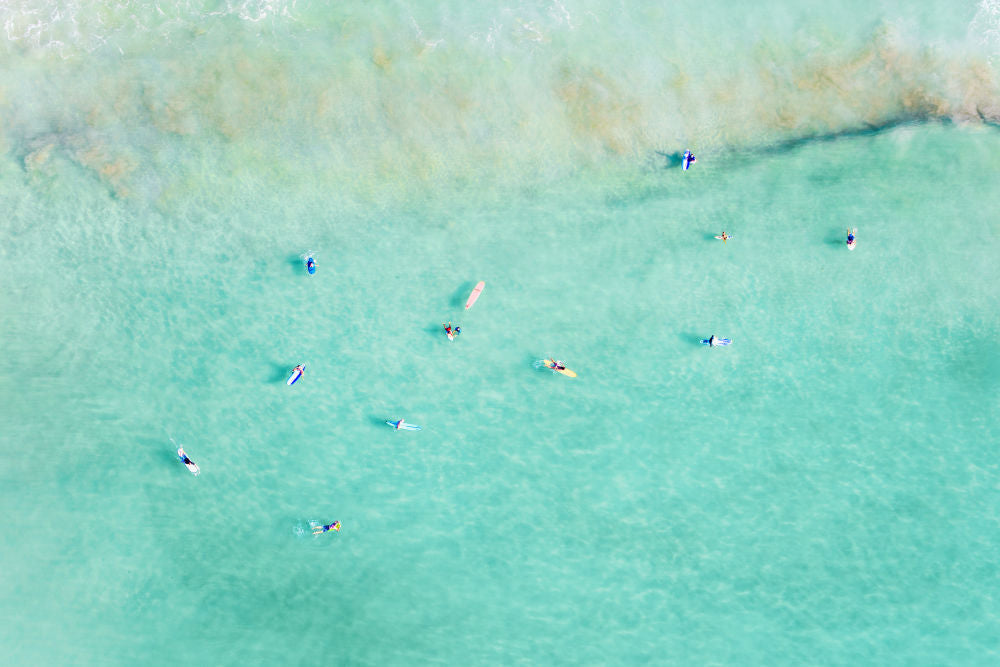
[1,1,999,664]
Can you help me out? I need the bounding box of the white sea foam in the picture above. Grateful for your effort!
[971,0,1000,62]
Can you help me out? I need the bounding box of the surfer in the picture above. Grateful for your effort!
[443,322,461,339]
[313,520,341,535]
[719,231,730,243]
[393,419,405,431]
[683,150,696,169]
[548,359,566,371]
[306,257,316,274]
[180,451,195,467]
[708,335,718,347]
[292,364,304,376]
[846,228,856,249]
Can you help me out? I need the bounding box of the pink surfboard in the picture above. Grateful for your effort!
[465,281,485,309]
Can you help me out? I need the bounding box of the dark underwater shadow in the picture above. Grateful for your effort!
[680,333,705,346]
[656,150,684,169]
[270,361,292,383]
[825,234,847,248]
[426,322,450,339]
[452,282,475,308]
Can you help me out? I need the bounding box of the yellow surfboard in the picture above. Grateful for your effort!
[545,359,577,378]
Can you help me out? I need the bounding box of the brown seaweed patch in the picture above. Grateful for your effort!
[710,24,1000,147]
[554,65,640,155]
[73,143,136,198]
[24,143,55,170]
[372,47,392,70]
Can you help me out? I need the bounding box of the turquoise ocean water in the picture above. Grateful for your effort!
[2,1,1000,664]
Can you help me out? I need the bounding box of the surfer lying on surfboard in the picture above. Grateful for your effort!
[539,358,577,377]
[177,448,200,475]
[386,419,422,431]
[703,335,732,347]
[313,520,341,535]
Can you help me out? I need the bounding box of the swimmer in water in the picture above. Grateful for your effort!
[313,520,341,535]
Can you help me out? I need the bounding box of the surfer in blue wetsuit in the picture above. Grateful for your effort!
[453,326,461,337]
[708,335,718,347]
[846,229,856,248]
[313,520,341,535]
[306,257,316,274]
[393,419,405,431]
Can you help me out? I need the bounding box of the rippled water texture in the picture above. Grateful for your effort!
[1,1,999,664]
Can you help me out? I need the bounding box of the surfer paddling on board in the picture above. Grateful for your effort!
[177,447,200,475]
[313,520,341,535]
[682,150,696,170]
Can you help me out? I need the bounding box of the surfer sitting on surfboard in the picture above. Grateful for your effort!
[313,520,341,535]
[443,322,462,340]
[719,231,730,243]
[548,359,567,371]
[846,228,856,249]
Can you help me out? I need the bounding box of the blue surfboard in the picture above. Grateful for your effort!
[286,364,305,385]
